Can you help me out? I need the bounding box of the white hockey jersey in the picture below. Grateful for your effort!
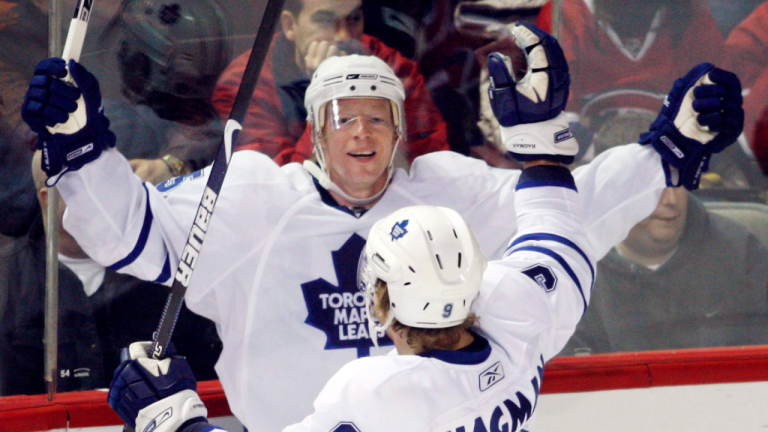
[56,146,664,431]
[284,170,594,432]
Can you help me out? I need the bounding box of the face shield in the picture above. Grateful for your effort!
[317,97,399,143]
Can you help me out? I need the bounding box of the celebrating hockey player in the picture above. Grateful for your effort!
[20,21,743,431]
[108,164,593,432]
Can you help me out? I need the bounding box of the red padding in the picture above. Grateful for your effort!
[541,345,768,393]
[0,403,67,432]
[2,346,768,431]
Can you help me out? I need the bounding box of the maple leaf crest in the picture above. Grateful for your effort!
[301,234,392,357]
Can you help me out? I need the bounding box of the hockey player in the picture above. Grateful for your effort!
[108,163,594,432]
[20,22,742,431]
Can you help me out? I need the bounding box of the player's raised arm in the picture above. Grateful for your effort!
[21,58,194,284]
[487,22,744,259]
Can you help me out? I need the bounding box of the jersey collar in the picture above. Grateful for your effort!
[312,176,369,218]
[417,331,491,365]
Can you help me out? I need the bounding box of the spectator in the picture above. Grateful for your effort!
[725,1,768,89]
[0,151,104,395]
[705,0,763,37]
[562,187,768,355]
[747,72,768,175]
[0,145,222,396]
[98,0,232,184]
[453,0,548,167]
[212,0,449,166]
[28,151,224,384]
[536,0,726,153]
[362,1,495,158]
[727,2,768,176]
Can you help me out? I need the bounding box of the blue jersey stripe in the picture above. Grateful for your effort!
[154,254,172,283]
[506,233,594,291]
[515,180,578,191]
[509,245,587,315]
[109,184,154,271]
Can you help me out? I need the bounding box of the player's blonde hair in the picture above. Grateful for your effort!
[374,280,478,354]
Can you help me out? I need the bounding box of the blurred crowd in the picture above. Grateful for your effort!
[1,0,768,396]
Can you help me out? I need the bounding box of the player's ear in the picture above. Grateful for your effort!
[281,10,297,42]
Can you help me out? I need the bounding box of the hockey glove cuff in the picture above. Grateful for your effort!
[499,112,577,163]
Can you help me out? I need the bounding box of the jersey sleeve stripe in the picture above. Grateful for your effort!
[108,184,154,271]
[506,233,594,290]
[515,165,577,191]
[509,245,588,315]
[515,179,578,191]
[153,254,172,283]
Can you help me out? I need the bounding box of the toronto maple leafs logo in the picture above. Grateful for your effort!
[301,234,392,357]
[390,219,409,241]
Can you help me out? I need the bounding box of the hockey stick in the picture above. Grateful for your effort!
[48,0,93,136]
[150,0,285,360]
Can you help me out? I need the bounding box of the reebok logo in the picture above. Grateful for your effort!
[143,407,172,432]
[346,74,378,80]
[660,136,685,158]
[479,361,505,392]
[66,143,94,160]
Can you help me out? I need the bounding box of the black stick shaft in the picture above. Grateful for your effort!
[150,0,285,360]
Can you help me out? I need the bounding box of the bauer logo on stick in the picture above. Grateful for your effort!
[175,187,217,287]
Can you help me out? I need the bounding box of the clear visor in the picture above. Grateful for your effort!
[320,98,398,139]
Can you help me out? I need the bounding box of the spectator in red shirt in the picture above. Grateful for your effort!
[212,0,449,166]
[537,0,725,132]
[725,1,768,90]
[727,2,768,175]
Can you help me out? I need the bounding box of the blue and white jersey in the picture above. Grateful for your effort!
[284,167,594,432]
[56,146,664,431]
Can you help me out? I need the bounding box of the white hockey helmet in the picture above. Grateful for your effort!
[358,206,488,345]
[303,55,406,206]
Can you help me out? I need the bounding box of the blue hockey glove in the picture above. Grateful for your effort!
[488,21,577,163]
[21,58,116,186]
[108,342,209,432]
[639,63,744,190]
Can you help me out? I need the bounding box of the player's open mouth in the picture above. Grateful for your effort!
[348,151,376,159]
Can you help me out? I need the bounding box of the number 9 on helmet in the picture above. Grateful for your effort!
[357,206,488,348]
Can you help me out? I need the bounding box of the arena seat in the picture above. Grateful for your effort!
[704,201,768,245]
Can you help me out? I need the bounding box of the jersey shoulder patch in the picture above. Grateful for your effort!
[520,263,558,292]
[330,422,361,432]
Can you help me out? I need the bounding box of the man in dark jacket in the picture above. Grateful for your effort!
[0,150,222,395]
[563,188,768,354]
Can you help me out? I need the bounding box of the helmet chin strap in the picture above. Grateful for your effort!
[303,135,402,207]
